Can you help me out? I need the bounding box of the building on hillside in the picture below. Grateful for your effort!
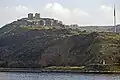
[70,24,79,29]
[102,60,106,65]
[116,24,120,33]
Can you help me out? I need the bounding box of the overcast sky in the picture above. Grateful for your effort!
[0,0,120,27]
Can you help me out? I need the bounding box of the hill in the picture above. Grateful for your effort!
[0,21,120,71]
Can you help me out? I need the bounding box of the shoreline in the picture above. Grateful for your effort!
[0,68,120,74]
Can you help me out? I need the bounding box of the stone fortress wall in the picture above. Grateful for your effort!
[26,13,63,27]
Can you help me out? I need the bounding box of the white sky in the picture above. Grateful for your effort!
[0,0,120,27]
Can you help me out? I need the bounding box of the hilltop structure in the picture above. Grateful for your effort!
[19,13,63,28]
[16,13,120,32]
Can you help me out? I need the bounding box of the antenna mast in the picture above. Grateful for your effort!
[114,4,116,32]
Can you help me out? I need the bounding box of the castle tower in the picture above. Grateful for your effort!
[28,13,33,20]
[35,13,40,20]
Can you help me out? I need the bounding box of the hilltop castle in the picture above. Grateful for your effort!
[21,13,63,27]
[16,13,79,30]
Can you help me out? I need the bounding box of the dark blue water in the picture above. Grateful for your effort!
[0,72,120,80]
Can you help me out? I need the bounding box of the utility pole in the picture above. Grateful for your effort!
[114,4,116,32]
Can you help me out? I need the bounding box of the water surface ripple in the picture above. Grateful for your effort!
[0,72,120,80]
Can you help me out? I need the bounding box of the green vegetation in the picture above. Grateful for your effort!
[44,66,85,70]
[21,26,53,30]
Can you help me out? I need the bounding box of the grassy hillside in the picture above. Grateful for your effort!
[0,22,120,71]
